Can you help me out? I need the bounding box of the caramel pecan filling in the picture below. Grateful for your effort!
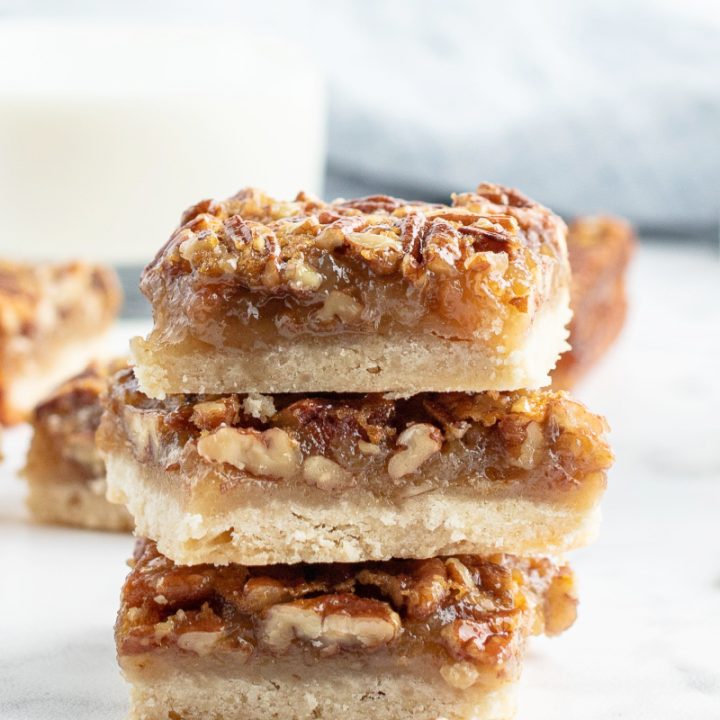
[99,369,612,500]
[551,216,634,391]
[32,359,127,479]
[0,260,121,374]
[140,183,568,345]
[117,539,577,684]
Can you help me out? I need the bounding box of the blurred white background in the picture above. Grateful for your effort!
[0,0,718,264]
[0,21,325,262]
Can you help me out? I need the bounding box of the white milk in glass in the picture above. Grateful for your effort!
[0,22,326,263]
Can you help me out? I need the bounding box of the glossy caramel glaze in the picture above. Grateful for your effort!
[31,358,128,478]
[553,216,635,389]
[117,539,577,679]
[140,184,569,351]
[99,369,612,503]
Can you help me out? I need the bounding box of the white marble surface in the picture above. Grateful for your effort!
[1,244,719,719]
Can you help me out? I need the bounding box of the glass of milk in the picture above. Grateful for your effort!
[0,21,326,263]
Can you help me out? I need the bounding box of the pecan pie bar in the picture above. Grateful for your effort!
[117,539,577,720]
[0,259,122,424]
[553,216,635,390]
[131,183,571,398]
[24,359,133,531]
[99,369,612,565]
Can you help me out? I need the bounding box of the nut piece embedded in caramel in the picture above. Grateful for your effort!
[387,423,443,479]
[302,456,352,490]
[191,399,240,430]
[242,577,292,612]
[283,257,323,292]
[176,631,224,656]
[259,596,401,654]
[440,660,481,690]
[315,290,364,324]
[242,393,277,422]
[510,421,545,470]
[197,427,301,479]
[258,603,321,652]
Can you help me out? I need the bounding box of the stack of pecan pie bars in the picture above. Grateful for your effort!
[99,183,613,720]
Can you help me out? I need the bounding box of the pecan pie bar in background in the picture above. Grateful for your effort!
[99,368,612,566]
[131,183,572,398]
[24,359,133,531]
[0,259,122,424]
[117,539,577,720]
[553,216,635,390]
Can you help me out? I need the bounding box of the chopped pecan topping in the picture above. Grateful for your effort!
[283,256,323,292]
[138,183,568,348]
